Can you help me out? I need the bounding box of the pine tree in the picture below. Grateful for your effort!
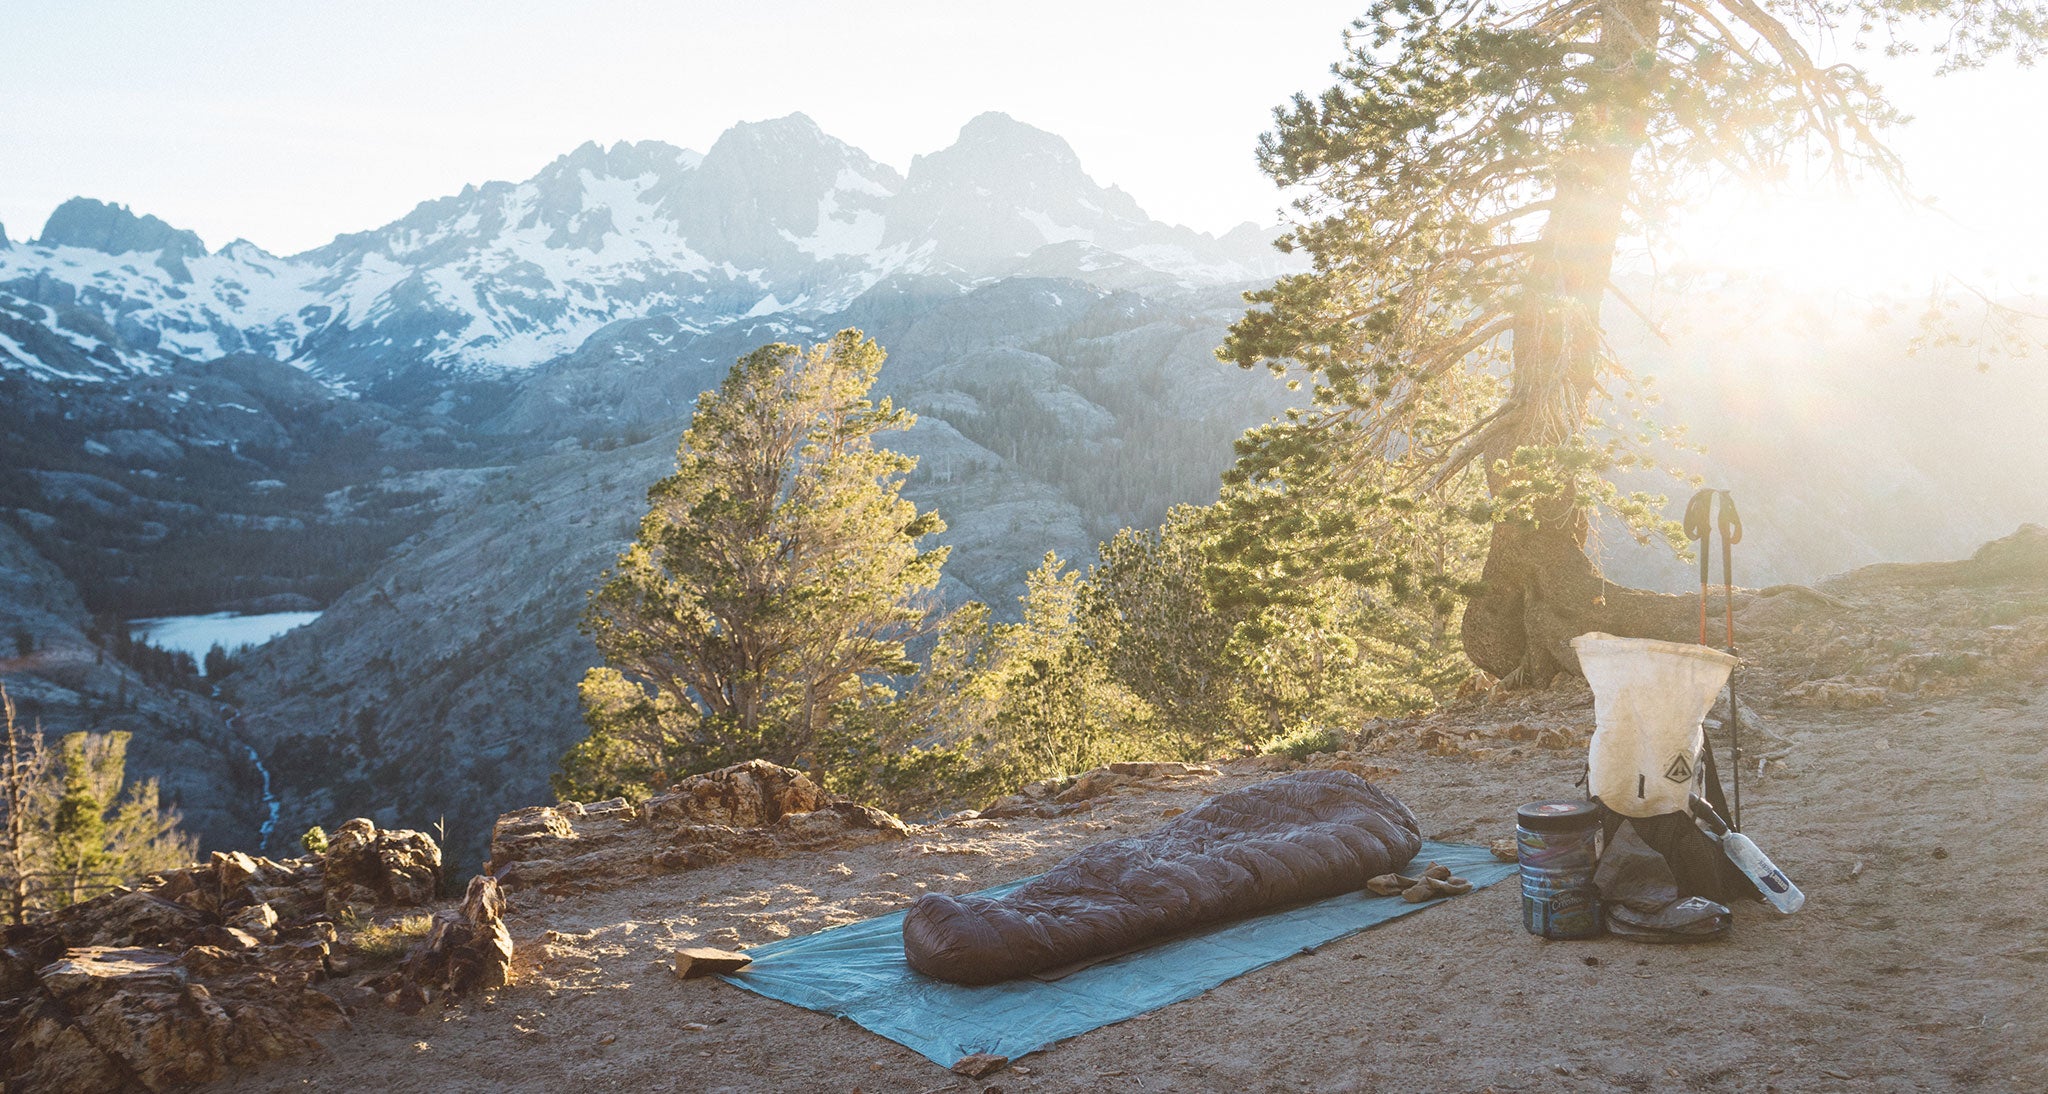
[0,685,195,920]
[563,330,950,798]
[1078,508,1242,757]
[976,553,1142,781]
[1223,0,2045,682]
[49,731,195,909]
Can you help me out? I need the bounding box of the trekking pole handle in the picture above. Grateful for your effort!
[1685,489,1715,646]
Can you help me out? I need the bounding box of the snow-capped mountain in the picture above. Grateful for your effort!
[0,112,1289,392]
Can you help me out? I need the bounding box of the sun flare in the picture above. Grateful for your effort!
[1660,182,2044,296]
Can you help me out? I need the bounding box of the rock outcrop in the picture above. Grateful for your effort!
[366,875,513,1014]
[488,760,910,892]
[0,820,443,1092]
[321,818,443,910]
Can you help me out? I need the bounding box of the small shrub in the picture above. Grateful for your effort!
[300,825,328,855]
[351,914,434,965]
[1261,725,1344,762]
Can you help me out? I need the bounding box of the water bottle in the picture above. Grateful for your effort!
[1690,795,1805,914]
[1714,830,1805,914]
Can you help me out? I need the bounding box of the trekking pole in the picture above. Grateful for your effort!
[1717,490,1744,832]
[1683,489,1716,646]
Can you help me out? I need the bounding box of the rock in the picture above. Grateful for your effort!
[17,944,341,1092]
[772,802,912,846]
[227,902,278,937]
[640,760,830,828]
[978,794,1039,820]
[490,761,910,892]
[195,925,263,951]
[1055,769,1128,803]
[952,1052,1009,1078]
[1049,762,1224,806]
[212,851,261,901]
[0,848,360,1091]
[67,890,207,948]
[489,805,582,865]
[396,876,514,999]
[1782,679,1890,709]
[653,845,733,872]
[322,818,442,907]
[1,995,132,1093]
[673,947,752,979]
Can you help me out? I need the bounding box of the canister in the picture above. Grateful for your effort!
[1516,799,1603,939]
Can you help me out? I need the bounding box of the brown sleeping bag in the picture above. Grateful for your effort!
[901,770,1421,985]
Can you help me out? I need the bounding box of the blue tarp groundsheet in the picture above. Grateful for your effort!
[720,840,1516,1066]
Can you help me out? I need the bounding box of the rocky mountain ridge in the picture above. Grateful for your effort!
[0,112,1288,393]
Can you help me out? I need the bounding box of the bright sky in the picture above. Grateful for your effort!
[3,1,2043,290]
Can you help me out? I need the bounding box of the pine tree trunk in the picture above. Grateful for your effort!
[1463,520,1697,682]
[1461,0,1684,683]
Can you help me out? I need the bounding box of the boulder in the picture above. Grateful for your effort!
[395,876,514,1002]
[321,818,442,907]
[210,851,263,906]
[10,944,342,1092]
[639,760,830,828]
[69,891,208,949]
[1,995,131,1093]
[226,903,278,939]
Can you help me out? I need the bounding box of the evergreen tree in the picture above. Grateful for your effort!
[0,686,195,920]
[1081,497,1476,757]
[1078,508,1242,756]
[48,731,195,909]
[976,553,1144,780]
[562,330,949,799]
[814,602,1007,811]
[1223,0,2045,682]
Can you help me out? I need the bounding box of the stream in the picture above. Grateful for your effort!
[213,688,281,854]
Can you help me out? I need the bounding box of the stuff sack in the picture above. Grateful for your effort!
[1573,633,1736,818]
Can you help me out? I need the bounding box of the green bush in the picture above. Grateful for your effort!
[1260,725,1345,762]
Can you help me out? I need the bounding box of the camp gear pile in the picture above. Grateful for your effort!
[1573,622,1807,936]
[901,770,1421,985]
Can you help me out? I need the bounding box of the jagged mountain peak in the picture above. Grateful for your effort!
[37,197,208,259]
[887,112,1155,271]
[217,238,279,261]
[949,111,1081,162]
[909,111,1107,198]
[1,112,1296,388]
[699,113,901,187]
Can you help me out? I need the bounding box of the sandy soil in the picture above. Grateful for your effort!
[211,574,2048,1093]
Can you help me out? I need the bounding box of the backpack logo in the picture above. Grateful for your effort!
[1664,754,1693,783]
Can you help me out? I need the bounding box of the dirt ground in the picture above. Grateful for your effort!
[212,564,2048,1093]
